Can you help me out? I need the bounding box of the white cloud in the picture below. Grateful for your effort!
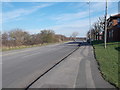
[51,2,116,23]
[2,2,118,37]
[52,11,89,23]
[20,3,117,37]
[2,3,53,23]
[46,13,103,37]
[26,19,90,37]
[46,19,90,37]
[27,2,113,37]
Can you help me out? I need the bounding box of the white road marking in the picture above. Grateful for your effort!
[22,51,42,58]
[86,60,95,88]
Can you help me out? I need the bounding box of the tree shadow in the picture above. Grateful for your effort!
[91,40,104,45]
[115,47,120,52]
[65,42,81,44]
[65,41,81,46]
[65,41,92,47]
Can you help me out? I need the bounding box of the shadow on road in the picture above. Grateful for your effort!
[65,41,91,47]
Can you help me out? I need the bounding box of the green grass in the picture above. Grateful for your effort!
[92,41,120,88]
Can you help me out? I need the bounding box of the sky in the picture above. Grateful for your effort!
[1,1,119,37]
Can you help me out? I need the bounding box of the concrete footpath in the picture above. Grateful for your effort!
[30,43,115,88]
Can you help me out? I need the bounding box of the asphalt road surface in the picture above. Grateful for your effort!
[2,42,80,88]
[29,42,115,89]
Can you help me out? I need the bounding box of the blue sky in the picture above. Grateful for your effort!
[1,2,118,37]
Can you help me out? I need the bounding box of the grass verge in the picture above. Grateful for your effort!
[92,40,120,88]
[1,42,66,52]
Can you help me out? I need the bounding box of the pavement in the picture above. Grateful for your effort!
[29,42,115,89]
[2,42,115,89]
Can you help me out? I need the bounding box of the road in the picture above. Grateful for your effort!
[29,42,115,88]
[2,42,80,88]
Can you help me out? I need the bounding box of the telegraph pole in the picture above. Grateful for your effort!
[104,0,108,48]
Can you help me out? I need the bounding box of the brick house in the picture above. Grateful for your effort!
[107,14,120,42]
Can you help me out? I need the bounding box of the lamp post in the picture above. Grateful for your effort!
[87,1,92,44]
[104,0,108,48]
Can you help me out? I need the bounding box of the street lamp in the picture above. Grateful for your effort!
[87,1,92,44]
[104,0,108,48]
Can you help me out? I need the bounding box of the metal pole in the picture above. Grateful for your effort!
[104,0,107,48]
[88,1,92,44]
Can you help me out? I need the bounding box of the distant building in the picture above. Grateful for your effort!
[107,14,120,42]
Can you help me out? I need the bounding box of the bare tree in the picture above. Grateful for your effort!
[2,29,68,48]
[9,29,29,46]
[2,32,9,47]
[71,32,79,41]
[87,17,105,41]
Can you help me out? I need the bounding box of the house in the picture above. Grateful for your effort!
[107,14,120,42]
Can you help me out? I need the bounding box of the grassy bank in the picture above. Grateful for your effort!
[1,42,65,51]
[2,44,42,51]
[92,41,120,88]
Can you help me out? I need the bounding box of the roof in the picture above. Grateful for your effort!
[108,14,120,22]
[110,14,120,19]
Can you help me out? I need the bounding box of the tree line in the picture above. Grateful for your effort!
[1,29,68,48]
[87,17,105,41]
